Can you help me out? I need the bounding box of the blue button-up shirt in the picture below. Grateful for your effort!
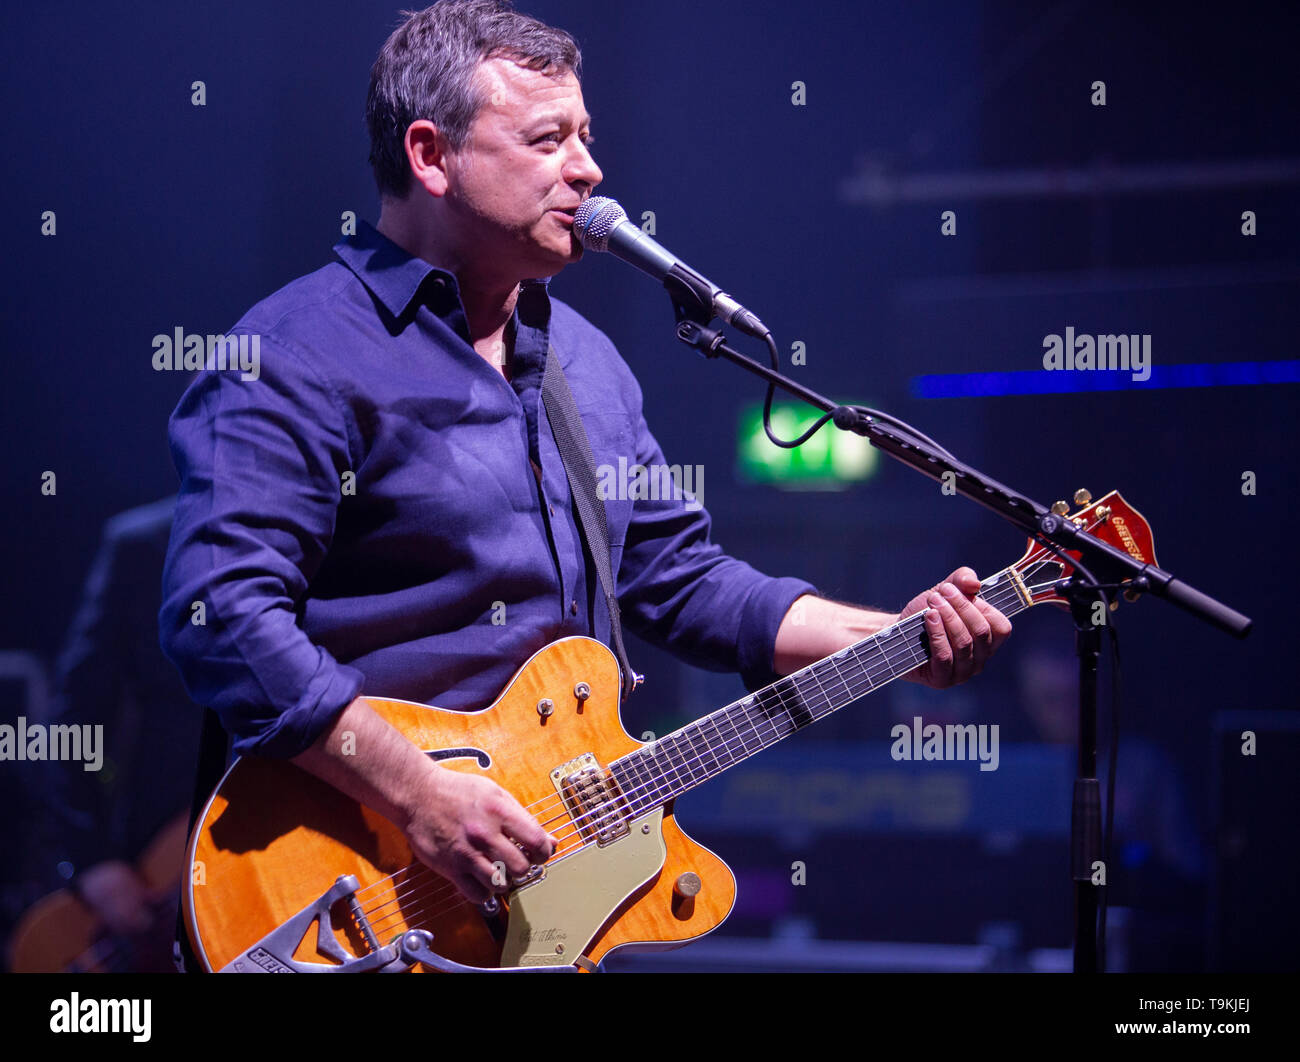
[160,222,814,758]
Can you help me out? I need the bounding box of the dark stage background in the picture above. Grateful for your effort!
[2,0,1296,973]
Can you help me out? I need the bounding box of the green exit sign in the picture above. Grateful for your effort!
[737,402,878,489]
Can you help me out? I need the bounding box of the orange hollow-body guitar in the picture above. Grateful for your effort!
[185,490,1154,973]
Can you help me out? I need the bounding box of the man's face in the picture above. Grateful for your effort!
[441,57,602,281]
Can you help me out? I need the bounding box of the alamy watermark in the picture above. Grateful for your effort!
[152,327,261,381]
[596,455,703,512]
[890,715,999,772]
[50,993,150,1042]
[0,717,103,771]
[1042,326,1151,382]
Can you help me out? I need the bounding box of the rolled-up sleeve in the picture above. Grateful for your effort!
[159,334,365,758]
[615,412,817,692]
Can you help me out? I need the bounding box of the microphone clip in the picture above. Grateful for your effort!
[664,266,717,328]
[675,319,727,358]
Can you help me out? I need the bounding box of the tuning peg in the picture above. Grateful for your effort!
[1073,488,1092,506]
[1095,505,1111,521]
[1051,500,1070,515]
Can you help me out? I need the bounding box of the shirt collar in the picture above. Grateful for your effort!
[333,220,452,319]
[334,219,553,320]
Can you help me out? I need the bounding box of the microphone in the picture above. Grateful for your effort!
[573,196,771,339]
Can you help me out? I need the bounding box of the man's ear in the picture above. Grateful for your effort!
[405,119,450,198]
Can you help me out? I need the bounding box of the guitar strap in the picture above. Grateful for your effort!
[541,344,641,702]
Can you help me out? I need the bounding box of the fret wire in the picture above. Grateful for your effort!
[700,709,739,777]
[748,686,788,749]
[744,688,782,749]
[712,699,759,779]
[793,673,821,730]
[661,730,698,789]
[802,663,837,723]
[780,677,811,733]
[821,650,858,707]
[681,719,721,781]
[732,690,773,760]
[612,573,1042,809]
[839,635,883,697]
[714,699,763,765]
[646,736,676,800]
[810,657,851,721]
[667,727,702,788]
[693,715,728,777]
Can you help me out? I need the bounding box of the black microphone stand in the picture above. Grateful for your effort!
[663,272,1252,971]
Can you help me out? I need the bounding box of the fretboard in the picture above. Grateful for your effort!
[608,567,1034,816]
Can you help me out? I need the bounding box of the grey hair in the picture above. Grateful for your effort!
[366,0,583,199]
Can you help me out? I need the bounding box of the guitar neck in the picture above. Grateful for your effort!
[609,567,1033,815]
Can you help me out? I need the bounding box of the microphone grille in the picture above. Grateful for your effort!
[573,196,625,252]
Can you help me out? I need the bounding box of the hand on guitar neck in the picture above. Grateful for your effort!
[897,566,1013,688]
[774,567,1012,688]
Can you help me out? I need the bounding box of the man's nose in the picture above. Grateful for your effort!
[565,141,602,190]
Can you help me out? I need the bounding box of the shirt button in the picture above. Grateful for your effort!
[570,599,578,616]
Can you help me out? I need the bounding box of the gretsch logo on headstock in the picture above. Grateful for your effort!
[1110,516,1145,561]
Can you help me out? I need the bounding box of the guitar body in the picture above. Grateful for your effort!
[185,637,736,972]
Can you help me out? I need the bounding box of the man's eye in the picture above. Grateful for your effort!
[534,133,595,150]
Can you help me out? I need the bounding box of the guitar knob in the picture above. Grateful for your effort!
[1073,488,1092,506]
[1051,500,1070,516]
[536,698,555,717]
[573,682,591,702]
[674,872,702,899]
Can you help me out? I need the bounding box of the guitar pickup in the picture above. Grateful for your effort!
[550,753,631,848]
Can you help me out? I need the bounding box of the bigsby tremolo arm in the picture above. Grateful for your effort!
[219,875,578,973]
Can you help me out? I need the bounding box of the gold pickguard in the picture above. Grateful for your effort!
[501,808,666,966]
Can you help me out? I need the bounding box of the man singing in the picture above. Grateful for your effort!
[160,0,1010,913]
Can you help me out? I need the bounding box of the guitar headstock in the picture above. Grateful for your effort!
[1012,489,1158,610]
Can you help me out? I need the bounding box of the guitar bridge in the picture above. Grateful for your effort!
[220,875,401,973]
[551,753,631,847]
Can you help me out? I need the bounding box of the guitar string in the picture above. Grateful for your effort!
[365,573,1028,898]
[357,609,930,886]
[354,583,1033,937]
[360,584,1037,944]
[352,574,1034,934]
[356,621,938,936]
[376,599,950,875]
[351,566,1040,941]
[352,573,1033,936]
[360,626,938,939]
